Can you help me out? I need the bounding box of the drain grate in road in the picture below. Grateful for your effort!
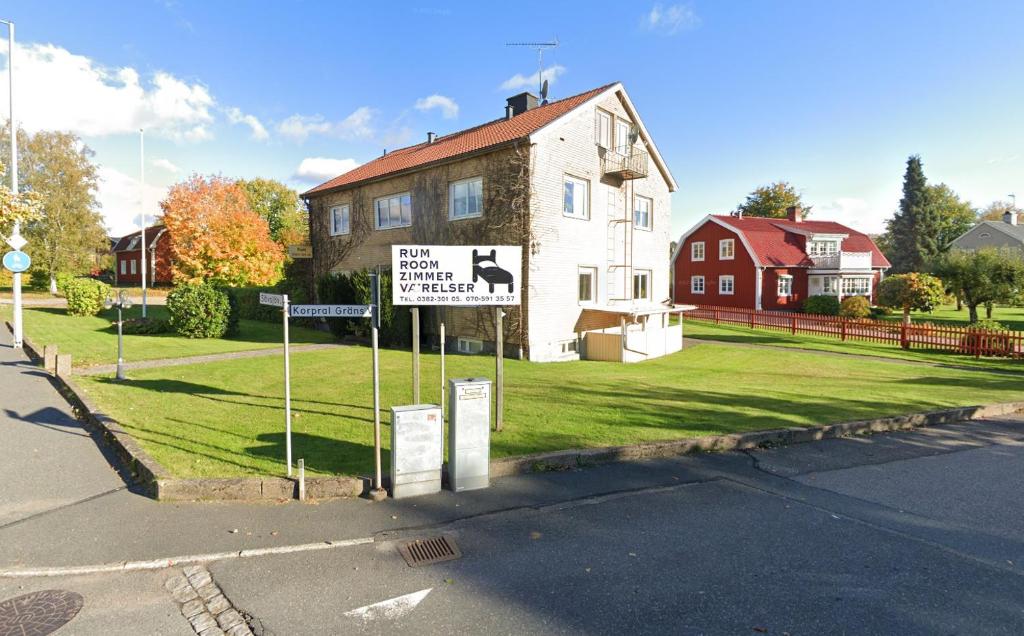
[397,536,462,567]
[0,590,84,636]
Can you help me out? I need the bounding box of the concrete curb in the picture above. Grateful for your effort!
[8,320,1023,502]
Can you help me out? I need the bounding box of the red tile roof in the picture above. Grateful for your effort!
[712,215,891,268]
[303,83,617,196]
[112,224,166,253]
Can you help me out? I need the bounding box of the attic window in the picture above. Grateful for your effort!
[126,237,141,250]
[979,232,991,238]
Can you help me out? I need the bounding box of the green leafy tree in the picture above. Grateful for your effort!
[933,248,1024,323]
[978,200,1017,222]
[884,156,939,273]
[1,124,108,292]
[237,178,308,246]
[877,272,946,325]
[927,183,976,249]
[0,161,42,239]
[736,181,806,219]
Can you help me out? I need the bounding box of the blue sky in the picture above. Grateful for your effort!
[2,1,1022,237]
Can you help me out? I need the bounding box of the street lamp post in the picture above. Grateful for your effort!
[2,19,22,349]
[104,290,133,380]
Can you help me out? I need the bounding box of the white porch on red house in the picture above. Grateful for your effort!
[577,304,695,363]
[807,251,879,302]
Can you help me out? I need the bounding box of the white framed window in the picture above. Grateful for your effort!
[808,240,839,256]
[457,337,483,354]
[823,276,840,294]
[595,109,612,149]
[563,175,590,220]
[691,241,705,261]
[449,177,483,220]
[578,267,597,304]
[777,274,793,296]
[691,275,705,294]
[120,260,127,275]
[633,195,652,230]
[633,270,651,301]
[130,259,137,275]
[560,339,578,354]
[329,204,350,236]
[615,119,632,154]
[841,277,871,296]
[719,239,735,260]
[374,192,412,230]
[719,275,735,295]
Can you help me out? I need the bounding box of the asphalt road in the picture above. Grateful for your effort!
[3,331,1024,634]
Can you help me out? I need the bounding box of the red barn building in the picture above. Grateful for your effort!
[672,207,890,311]
[112,224,174,286]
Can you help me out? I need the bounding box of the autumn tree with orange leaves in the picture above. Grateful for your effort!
[161,175,285,286]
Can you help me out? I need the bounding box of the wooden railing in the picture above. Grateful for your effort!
[685,304,1023,358]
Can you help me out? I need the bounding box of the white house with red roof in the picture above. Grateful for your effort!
[303,82,682,362]
[671,207,890,311]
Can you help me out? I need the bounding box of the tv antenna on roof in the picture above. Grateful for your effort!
[505,38,559,101]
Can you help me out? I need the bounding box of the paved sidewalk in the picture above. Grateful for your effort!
[0,331,127,528]
[75,342,344,375]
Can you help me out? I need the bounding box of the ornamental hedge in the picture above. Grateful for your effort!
[64,278,110,316]
[803,294,840,316]
[166,284,231,338]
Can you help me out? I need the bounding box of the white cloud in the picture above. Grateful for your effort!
[292,157,360,183]
[499,65,567,92]
[642,3,700,35]
[152,158,180,173]
[277,107,375,142]
[818,196,891,234]
[0,42,215,141]
[96,165,169,236]
[225,107,269,141]
[414,94,459,119]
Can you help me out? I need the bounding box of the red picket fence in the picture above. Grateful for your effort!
[684,305,1024,358]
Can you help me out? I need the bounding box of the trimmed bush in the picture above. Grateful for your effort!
[803,294,840,316]
[316,273,359,339]
[64,278,110,316]
[868,305,892,319]
[166,284,231,338]
[119,317,172,335]
[28,269,49,290]
[316,269,410,346]
[839,296,871,319]
[228,286,281,323]
[55,272,75,295]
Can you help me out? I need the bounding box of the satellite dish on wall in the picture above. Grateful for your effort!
[628,125,640,146]
[540,79,549,104]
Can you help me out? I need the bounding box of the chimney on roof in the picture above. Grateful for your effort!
[506,92,539,117]
[427,131,436,144]
[505,104,514,120]
[1004,210,1018,226]
[787,206,802,223]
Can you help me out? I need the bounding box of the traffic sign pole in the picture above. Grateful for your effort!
[6,21,22,349]
[283,293,292,477]
[369,269,386,501]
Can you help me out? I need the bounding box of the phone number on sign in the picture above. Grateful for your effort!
[400,295,517,304]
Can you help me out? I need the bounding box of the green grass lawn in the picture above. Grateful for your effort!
[75,342,1024,479]
[1,304,335,367]
[881,304,1024,331]
[682,319,1024,374]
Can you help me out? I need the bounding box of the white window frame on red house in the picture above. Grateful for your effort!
[120,259,127,275]
[823,276,840,294]
[691,241,705,261]
[691,275,705,294]
[329,204,350,236]
[130,259,137,275]
[777,274,793,296]
[841,277,871,296]
[719,238,735,260]
[808,239,840,257]
[719,275,734,295]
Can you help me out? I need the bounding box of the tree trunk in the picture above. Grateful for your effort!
[968,304,979,324]
[902,309,911,326]
[956,296,962,311]
[985,303,993,319]
[49,274,58,295]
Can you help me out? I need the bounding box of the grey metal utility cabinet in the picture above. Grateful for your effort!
[448,378,491,492]
[390,404,443,499]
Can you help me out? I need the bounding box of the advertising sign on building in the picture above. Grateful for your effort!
[391,245,522,306]
[287,244,313,259]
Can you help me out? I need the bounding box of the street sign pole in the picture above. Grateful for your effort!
[139,128,147,318]
[283,293,292,477]
[369,269,386,501]
[440,321,446,420]
[495,307,504,432]
[6,20,22,349]
[411,307,420,403]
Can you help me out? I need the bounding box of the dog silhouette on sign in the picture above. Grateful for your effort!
[471,249,514,293]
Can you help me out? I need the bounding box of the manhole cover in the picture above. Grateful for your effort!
[397,536,461,567]
[0,590,83,636]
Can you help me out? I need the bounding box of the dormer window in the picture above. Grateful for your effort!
[808,240,839,256]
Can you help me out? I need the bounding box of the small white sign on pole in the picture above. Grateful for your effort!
[259,292,284,307]
[288,304,372,319]
[392,245,522,306]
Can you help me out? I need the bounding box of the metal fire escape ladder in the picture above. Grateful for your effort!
[606,178,634,302]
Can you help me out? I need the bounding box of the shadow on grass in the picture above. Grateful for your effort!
[249,431,381,477]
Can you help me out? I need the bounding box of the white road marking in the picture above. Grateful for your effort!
[343,588,432,623]
[0,536,375,578]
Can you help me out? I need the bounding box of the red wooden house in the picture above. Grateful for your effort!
[671,207,890,310]
[112,224,174,286]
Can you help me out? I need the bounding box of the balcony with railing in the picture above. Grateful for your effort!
[600,146,649,180]
[810,251,873,271]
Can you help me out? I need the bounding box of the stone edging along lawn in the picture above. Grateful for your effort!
[10,320,1024,502]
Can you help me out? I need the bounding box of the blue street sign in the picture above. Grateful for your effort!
[2,250,30,273]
